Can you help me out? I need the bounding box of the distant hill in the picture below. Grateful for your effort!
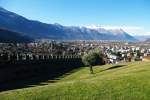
[0,28,32,43]
[0,7,137,41]
[134,35,150,41]
[145,38,150,42]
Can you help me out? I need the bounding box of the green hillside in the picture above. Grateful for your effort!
[0,61,150,100]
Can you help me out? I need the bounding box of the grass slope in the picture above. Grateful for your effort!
[0,61,150,100]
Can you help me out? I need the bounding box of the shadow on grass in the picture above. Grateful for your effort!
[94,64,127,74]
[0,64,126,92]
[0,64,83,92]
[107,65,126,70]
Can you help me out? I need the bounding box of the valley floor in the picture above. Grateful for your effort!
[0,61,150,100]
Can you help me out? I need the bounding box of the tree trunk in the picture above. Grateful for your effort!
[89,65,94,74]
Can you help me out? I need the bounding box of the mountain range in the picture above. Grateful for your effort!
[0,28,32,43]
[0,7,137,42]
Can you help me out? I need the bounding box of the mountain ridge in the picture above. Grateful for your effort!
[0,28,32,43]
[0,7,137,42]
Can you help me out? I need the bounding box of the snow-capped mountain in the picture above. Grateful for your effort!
[0,7,137,42]
[84,25,137,41]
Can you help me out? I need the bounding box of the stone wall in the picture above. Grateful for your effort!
[0,55,83,83]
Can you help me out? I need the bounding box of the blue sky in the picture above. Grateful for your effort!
[0,0,150,35]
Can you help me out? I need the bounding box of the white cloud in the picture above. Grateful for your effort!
[84,25,150,36]
[122,27,149,36]
[146,32,150,35]
[102,26,145,36]
[101,26,143,30]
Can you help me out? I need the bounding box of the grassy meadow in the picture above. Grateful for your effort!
[0,61,150,100]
